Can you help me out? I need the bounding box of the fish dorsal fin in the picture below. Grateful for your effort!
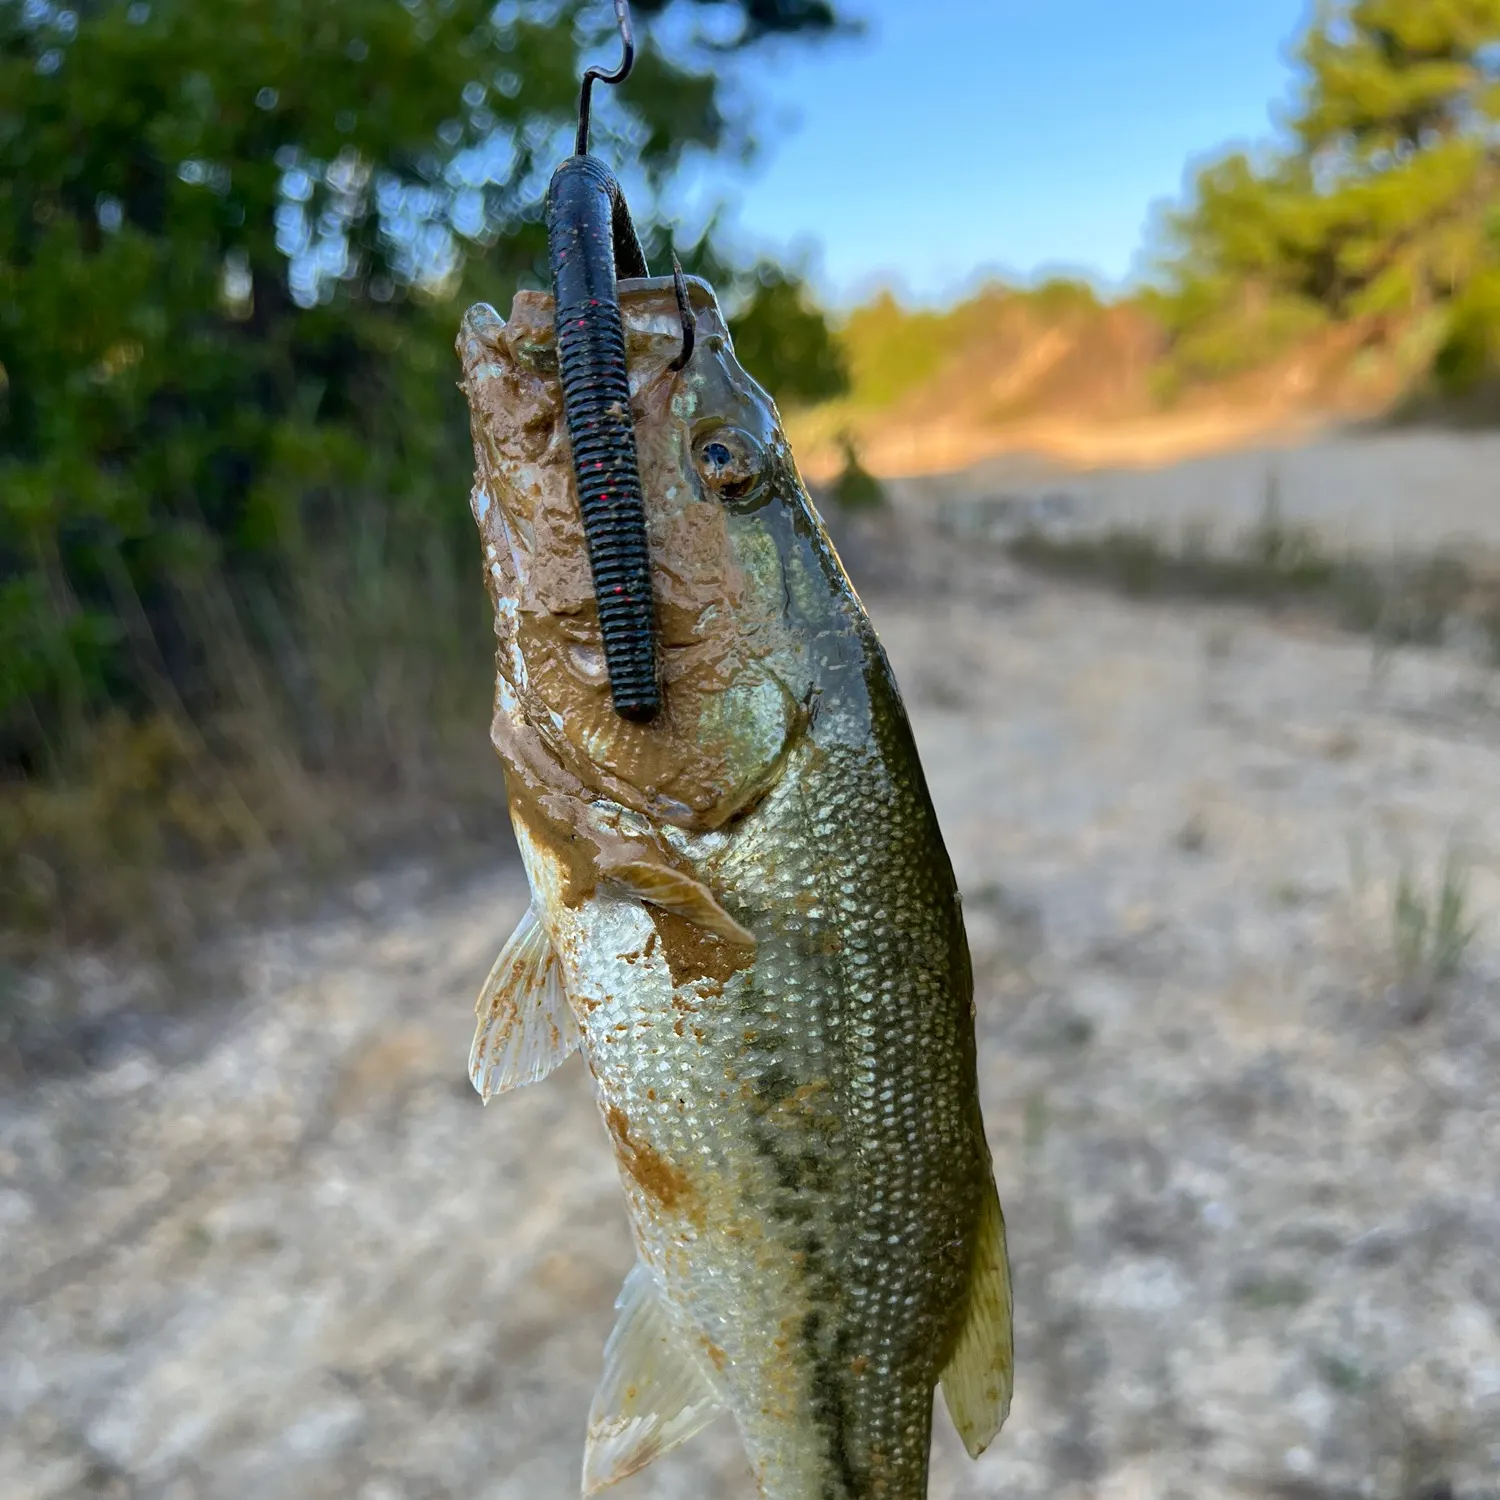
[469,904,579,1102]
[603,860,755,948]
[939,1173,1014,1458]
[583,1262,726,1494]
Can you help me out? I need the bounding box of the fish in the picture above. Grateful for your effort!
[455,274,1012,1500]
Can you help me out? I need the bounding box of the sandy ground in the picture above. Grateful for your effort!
[890,426,1500,557]
[3,443,1500,1500]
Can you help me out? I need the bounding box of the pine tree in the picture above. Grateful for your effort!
[1157,0,1500,390]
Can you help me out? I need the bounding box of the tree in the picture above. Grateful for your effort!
[0,0,845,772]
[1155,0,1500,389]
[668,237,848,406]
[729,261,848,406]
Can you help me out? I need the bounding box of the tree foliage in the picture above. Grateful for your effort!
[709,257,849,407]
[0,0,843,779]
[1156,0,1500,391]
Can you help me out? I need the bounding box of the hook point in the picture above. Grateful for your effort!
[668,252,696,372]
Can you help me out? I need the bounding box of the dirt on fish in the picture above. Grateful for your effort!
[605,1104,696,1215]
[649,907,751,989]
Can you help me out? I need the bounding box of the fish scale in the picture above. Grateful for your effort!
[549,733,976,1497]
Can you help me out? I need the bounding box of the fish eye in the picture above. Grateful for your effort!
[692,426,766,503]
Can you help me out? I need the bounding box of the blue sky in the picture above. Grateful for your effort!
[678,0,1312,306]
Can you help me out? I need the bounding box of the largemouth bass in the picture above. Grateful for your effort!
[456,276,1012,1500]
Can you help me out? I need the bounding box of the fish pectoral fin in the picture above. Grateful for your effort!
[602,860,755,948]
[583,1262,726,1494]
[939,1172,1015,1459]
[468,903,579,1102]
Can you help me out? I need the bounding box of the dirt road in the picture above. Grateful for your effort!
[3,475,1499,1499]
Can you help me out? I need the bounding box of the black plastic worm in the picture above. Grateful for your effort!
[546,153,659,722]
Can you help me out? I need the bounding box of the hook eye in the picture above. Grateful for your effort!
[692,426,766,505]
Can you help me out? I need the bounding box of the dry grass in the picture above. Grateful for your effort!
[1000,495,1500,666]
[1,534,512,966]
[1390,848,1479,1020]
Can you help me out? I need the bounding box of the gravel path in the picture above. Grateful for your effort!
[4,496,1499,1500]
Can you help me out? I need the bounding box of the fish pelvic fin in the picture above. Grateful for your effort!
[469,903,579,1102]
[582,1262,725,1494]
[940,1171,1015,1459]
[602,859,755,948]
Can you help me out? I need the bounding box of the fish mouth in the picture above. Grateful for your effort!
[461,275,778,775]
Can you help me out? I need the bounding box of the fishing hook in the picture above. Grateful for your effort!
[575,1,695,369]
[668,251,696,371]
[576,0,635,157]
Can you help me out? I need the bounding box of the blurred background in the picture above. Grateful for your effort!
[3,2,1499,1497]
